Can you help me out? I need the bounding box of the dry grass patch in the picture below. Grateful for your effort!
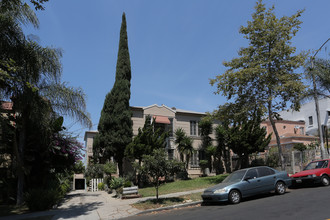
[132,192,202,210]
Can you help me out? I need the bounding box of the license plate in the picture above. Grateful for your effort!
[296,179,302,183]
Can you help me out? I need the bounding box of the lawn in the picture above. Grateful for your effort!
[138,174,228,197]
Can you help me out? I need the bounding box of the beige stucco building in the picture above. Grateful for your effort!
[84,104,219,177]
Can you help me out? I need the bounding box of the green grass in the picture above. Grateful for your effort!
[138,174,228,197]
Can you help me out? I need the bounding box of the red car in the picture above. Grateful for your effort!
[291,159,330,186]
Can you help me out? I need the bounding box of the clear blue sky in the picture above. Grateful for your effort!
[25,0,330,143]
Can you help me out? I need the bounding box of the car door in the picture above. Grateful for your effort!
[240,168,260,197]
[256,167,276,192]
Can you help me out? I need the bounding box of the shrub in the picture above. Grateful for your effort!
[59,178,71,196]
[25,189,61,211]
[104,176,112,188]
[110,177,124,190]
[98,182,105,190]
[124,180,132,187]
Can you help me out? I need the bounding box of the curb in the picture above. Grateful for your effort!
[137,200,203,215]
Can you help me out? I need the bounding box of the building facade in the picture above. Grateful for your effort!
[84,104,219,177]
[260,120,318,150]
[278,98,330,136]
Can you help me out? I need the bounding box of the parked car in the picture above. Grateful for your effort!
[201,166,291,204]
[291,159,330,186]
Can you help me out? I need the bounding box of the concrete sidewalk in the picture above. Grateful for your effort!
[1,189,204,220]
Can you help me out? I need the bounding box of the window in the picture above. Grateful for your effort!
[257,167,275,177]
[168,149,174,160]
[190,120,197,136]
[245,169,258,179]
[309,116,313,126]
[190,151,199,168]
[300,127,304,135]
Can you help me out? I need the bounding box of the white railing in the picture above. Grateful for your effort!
[90,178,103,192]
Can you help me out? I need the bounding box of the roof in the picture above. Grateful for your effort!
[1,101,13,110]
[131,104,206,115]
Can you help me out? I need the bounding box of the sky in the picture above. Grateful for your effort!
[24,0,330,144]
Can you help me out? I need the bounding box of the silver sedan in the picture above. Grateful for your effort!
[201,166,291,204]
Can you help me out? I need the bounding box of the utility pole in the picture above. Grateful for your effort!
[311,38,330,159]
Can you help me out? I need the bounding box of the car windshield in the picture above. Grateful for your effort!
[304,160,328,170]
[222,170,246,183]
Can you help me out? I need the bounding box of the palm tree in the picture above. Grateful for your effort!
[1,1,91,205]
[174,128,194,170]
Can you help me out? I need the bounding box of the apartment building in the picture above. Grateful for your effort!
[260,120,318,150]
[84,104,219,176]
[278,98,330,136]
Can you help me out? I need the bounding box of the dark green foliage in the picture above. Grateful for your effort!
[198,117,214,172]
[25,188,60,211]
[73,161,85,174]
[24,173,71,211]
[125,115,168,165]
[174,128,193,170]
[0,0,91,205]
[214,103,271,169]
[214,124,231,174]
[95,13,132,176]
[110,177,125,190]
[84,164,104,179]
[294,143,307,152]
[199,160,209,176]
[140,149,184,201]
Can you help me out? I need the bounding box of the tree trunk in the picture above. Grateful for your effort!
[15,117,27,206]
[156,179,159,202]
[312,72,326,159]
[268,104,285,171]
[117,157,123,177]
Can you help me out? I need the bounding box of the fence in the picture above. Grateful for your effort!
[89,178,103,192]
[257,148,329,174]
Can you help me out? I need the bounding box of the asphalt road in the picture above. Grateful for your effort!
[124,185,330,220]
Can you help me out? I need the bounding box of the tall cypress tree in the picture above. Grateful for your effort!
[95,13,133,176]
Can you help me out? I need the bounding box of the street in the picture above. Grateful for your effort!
[124,185,330,220]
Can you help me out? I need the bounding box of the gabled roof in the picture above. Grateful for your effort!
[130,104,206,115]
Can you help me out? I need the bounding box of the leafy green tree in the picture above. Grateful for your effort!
[215,124,231,173]
[125,115,168,165]
[199,117,214,172]
[73,161,85,174]
[174,128,193,170]
[228,115,271,169]
[214,102,271,169]
[140,149,183,202]
[210,0,306,170]
[95,13,133,176]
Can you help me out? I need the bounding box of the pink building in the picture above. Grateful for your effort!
[261,120,318,150]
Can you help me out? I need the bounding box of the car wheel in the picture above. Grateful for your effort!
[228,190,241,204]
[321,175,330,186]
[275,181,286,195]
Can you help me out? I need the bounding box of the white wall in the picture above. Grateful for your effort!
[279,98,330,135]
